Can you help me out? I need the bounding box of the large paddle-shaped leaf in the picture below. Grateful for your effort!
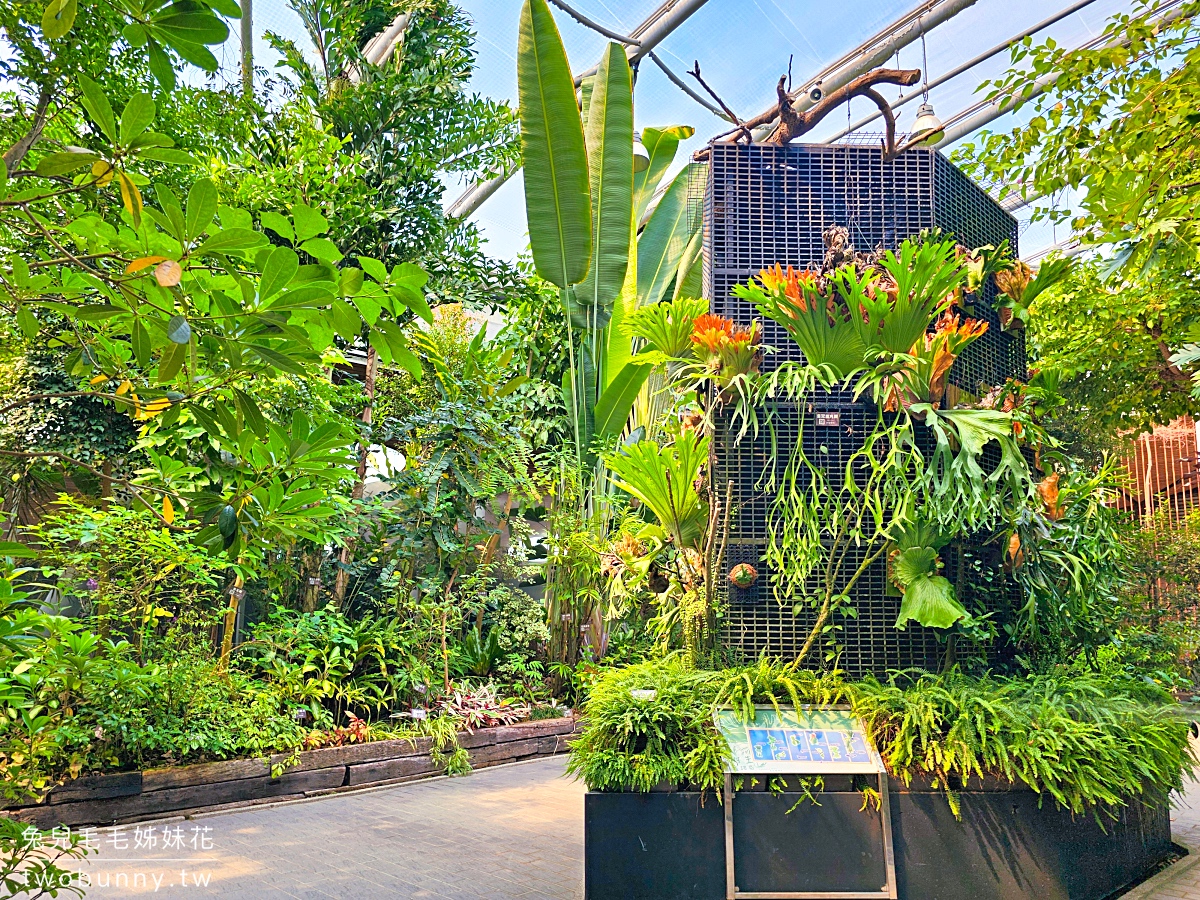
[672,229,703,302]
[637,163,702,307]
[603,230,639,390]
[517,0,592,288]
[594,361,652,440]
[634,125,694,223]
[577,42,634,320]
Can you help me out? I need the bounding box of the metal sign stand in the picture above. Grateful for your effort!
[717,706,898,900]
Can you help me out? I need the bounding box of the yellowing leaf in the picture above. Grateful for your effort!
[154,259,182,287]
[1005,531,1025,570]
[126,255,169,274]
[134,397,170,420]
[115,380,132,396]
[1037,472,1064,520]
[91,159,114,187]
[162,495,175,524]
[89,373,109,385]
[117,171,143,226]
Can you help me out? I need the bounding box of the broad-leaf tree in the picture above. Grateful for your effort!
[956,1,1200,428]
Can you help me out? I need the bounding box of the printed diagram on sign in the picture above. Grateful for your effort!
[746,728,873,764]
[717,706,881,775]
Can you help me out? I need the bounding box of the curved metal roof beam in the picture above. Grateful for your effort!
[823,0,1100,143]
[738,0,981,142]
[448,0,713,221]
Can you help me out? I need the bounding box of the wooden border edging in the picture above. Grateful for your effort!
[3,715,581,829]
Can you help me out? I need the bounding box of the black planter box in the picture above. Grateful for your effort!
[584,784,1173,900]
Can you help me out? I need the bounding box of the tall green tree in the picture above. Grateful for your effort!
[957,1,1200,428]
[262,0,520,277]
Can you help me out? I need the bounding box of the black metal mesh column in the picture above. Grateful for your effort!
[704,143,1022,677]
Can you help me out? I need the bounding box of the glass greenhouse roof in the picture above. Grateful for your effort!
[245,0,1138,262]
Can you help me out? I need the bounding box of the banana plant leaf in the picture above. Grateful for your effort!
[634,125,694,223]
[602,222,639,390]
[594,362,652,440]
[637,163,703,308]
[672,229,703,302]
[517,0,592,289]
[576,42,634,319]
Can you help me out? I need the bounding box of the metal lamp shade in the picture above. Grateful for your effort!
[910,102,945,146]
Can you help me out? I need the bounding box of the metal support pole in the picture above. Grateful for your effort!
[240,0,253,97]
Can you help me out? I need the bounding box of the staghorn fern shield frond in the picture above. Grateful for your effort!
[608,429,709,548]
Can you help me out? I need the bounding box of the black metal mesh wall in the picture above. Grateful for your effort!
[712,397,949,677]
[704,143,1023,677]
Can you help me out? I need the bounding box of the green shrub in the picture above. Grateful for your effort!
[568,659,1196,816]
[458,625,504,677]
[62,645,306,769]
[488,584,549,679]
[238,604,433,726]
[0,577,305,800]
[1077,626,1196,692]
[29,497,224,650]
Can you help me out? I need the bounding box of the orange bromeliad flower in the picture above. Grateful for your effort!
[691,313,735,353]
[917,311,991,405]
[757,263,790,292]
[932,310,989,343]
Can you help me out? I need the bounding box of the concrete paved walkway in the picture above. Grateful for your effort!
[65,754,1200,899]
[74,757,583,899]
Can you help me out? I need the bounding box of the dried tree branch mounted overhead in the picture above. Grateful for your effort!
[687,61,752,141]
[703,67,927,161]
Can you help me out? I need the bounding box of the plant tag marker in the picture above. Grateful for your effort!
[815,411,840,427]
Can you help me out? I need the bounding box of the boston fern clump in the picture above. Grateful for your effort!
[568,659,1196,816]
[854,672,1194,816]
[564,658,727,793]
[566,658,851,794]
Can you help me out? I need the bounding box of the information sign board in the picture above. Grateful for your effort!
[716,706,881,775]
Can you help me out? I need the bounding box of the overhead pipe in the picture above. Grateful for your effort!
[933,0,1189,148]
[1023,238,1085,264]
[347,12,413,85]
[823,0,1100,143]
[364,12,412,65]
[448,0,713,221]
[739,0,982,141]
